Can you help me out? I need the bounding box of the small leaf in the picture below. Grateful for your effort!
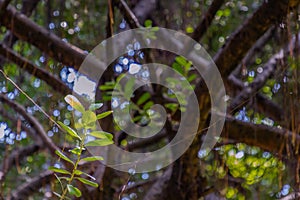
[48,166,71,175]
[187,74,197,82]
[175,56,188,67]
[89,103,103,111]
[76,170,96,180]
[99,84,114,91]
[74,169,83,175]
[67,184,82,197]
[96,111,113,119]
[80,156,104,162]
[82,110,97,127]
[124,78,135,100]
[74,121,84,130]
[164,103,179,113]
[172,63,184,75]
[85,139,113,147]
[69,147,84,155]
[143,101,154,110]
[75,177,99,187]
[137,92,151,106]
[55,150,74,165]
[72,170,96,181]
[57,121,81,141]
[88,131,110,139]
[64,95,85,113]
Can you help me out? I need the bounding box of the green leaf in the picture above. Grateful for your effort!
[175,56,188,67]
[85,139,113,147]
[172,63,184,75]
[89,103,103,111]
[143,101,154,110]
[74,121,84,130]
[80,156,104,162]
[57,121,81,140]
[144,19,153,27]
[55,150,74,165]
[88,131,111,139]
[124,78,135,100]
[96,111,113,119]
[74,170,96,180]
[99,84,115,91]
[48,166,71,175]
[75,177,99,187]
[64,95,85,113]
[69,147,84,155]
[82,110,97,127]
[137,92,151,106]
[74,169,83,175]
[67,184,82,197]
[164,103,179,113]
[187,74,197,82]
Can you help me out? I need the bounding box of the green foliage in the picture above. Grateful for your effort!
[49,95,113,199]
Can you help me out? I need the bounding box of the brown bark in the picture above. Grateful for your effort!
[0,44,71,95]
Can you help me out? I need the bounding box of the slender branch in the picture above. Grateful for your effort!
[0,44,71,95]
[116,0,142,28]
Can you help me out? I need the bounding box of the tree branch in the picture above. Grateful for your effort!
[0,44,71,95]
[222,115,299,158]
[0,0,87,69]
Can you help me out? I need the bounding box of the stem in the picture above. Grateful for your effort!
[60,132,87,200]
